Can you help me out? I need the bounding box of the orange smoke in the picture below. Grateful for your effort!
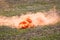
[0,8,60,29]
[18,12,59,29]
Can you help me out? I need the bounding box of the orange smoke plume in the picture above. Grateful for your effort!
[0,8,60,29]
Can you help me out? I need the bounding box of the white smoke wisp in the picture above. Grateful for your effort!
[0,8,60,29]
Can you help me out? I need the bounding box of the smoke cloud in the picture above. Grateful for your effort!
[0,8,60,29]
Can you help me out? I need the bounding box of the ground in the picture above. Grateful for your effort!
[0,0,60,40]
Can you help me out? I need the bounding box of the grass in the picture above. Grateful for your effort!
[0,23,60,40]
[0,0,60,16]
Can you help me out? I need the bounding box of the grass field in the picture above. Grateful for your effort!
[0,0,60,40]
[0,23,60,40]
[0,0,60,16]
